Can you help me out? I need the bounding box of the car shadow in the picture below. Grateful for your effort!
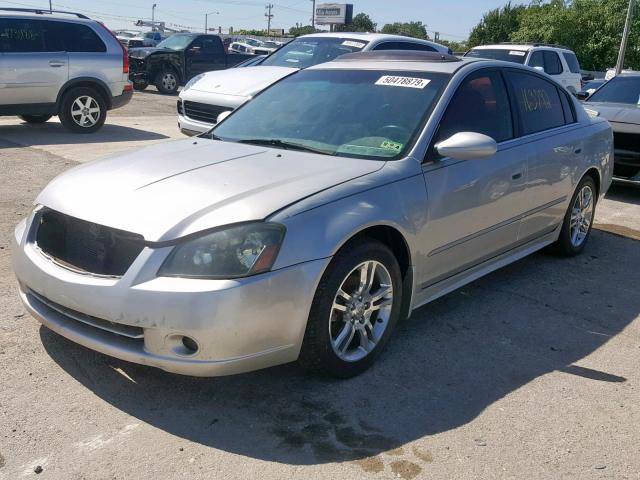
[40,230,639,465]
[605,184,640,205]
[0,121,169,146]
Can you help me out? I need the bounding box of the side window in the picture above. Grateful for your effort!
[373,42,401,50]
[435,70,514,146]
[201,37,222,54]
[562,52,581,73]
[43,22,106,52]
[506,71,566,135]
[528,51,544,69]
[543,51,562,75]
[0,18,44,53]
[402,42,437,52]
[559,88,576,124]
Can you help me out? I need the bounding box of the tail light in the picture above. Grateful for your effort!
[97,21,129,74]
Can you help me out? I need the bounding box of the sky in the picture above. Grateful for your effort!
[0,0,510,40]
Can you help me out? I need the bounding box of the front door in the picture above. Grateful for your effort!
[186,36,225,79]
[418,68,529,289]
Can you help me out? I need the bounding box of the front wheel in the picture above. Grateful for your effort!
[154,70,179,95]
[19,114,52,124]
[299,239,403,378]
[552,175,597,256]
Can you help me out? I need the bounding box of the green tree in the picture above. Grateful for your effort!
[288,25,320,37]
[467,2,525,48]
[438,39,468,53]
[336,12,376,32]
[380,21,428,39]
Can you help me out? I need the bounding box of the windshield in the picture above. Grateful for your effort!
[157,34,194,50]
[260,37,369,69]
[465,48,527,64]
[263,41,279,48]
[212,69,449,160]
[587,76,640,104]
[245,38,262,47]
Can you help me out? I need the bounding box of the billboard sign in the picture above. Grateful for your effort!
[315,3,353,25]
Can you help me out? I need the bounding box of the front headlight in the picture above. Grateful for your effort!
[158,222,285,279]
[183,73,205,92]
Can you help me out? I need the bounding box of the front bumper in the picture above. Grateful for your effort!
[178,112,213,136]
[12,218,328,376]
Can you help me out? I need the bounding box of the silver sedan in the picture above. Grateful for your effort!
[12,51,613,377]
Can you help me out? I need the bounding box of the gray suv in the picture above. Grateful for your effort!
[0,8,132,133]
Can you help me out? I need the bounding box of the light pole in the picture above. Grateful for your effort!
[616,0,635,74]
[265,4,274,34]
[205,11,219,33]
[311,0,315,28]
[49,0,52,12]
[152,3,157,31]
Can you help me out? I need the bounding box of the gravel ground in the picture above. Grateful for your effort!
[0,94,639,480]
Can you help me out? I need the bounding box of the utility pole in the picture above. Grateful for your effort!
[152,3,157,31]
[49,0,52,12]
[311,0,315,28]
[616,0,635,74]
[265,4,274,34]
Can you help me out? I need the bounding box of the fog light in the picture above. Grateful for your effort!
[181,336,198,354]
[166,334,199,356]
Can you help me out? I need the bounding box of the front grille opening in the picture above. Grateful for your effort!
[183,101,232,124]
[614,132,640,154]
[35,209,145,277]
[614,163,640,179]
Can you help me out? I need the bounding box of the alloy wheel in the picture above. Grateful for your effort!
[71,96,101,128]
[329,260,394,362]
[570,184,594,247]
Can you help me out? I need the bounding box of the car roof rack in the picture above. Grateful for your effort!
[0,7,90,19]
[498,42,572,50]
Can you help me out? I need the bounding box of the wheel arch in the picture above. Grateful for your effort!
[583,167,601,198]
[56,78,113,111]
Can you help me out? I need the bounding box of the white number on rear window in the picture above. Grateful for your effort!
[375,76,431,89]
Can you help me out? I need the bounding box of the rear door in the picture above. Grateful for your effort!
[186,36,225,78]
[503,70,583,239]
[0,17,68,106]
[419,68,528,288]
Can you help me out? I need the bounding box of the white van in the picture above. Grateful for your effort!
[465,43,583,93]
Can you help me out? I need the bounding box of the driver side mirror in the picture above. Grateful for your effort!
[216,110,232,124]
[575,91,590,101]
[436,132,497,161]
[533,66,545,73]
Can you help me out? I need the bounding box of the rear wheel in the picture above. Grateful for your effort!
[18,114,52,124]
[133,81,148,91]
[299,239,403,378]
[58,87,107,134]
[154,69,179,95]
[552,175,597,256]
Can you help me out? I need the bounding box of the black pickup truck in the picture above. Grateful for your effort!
[128,33,253,94]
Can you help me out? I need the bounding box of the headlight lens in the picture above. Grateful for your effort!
[183,73,205,92]
[158,222,285,279]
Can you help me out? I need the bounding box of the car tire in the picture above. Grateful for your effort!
[58,87,107,134]
[299,238,403,378]
[154,69,179,95]
[551,175,597,257]
[18,114,52,124]
[133,81,148,91]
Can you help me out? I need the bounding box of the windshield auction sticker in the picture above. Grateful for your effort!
[375,76,431,89]
[509,50,527,56]
[342,40,366,48]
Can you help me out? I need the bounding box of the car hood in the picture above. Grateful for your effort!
[585,102,640,126]
[128,47,174,59]
[36,138,384,242]
[189,66,297,97]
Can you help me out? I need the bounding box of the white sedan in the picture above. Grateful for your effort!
[178,32,451,135]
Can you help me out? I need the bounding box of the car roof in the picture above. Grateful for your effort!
[0,9,96,24]
[299,31,445,47]
[471,43,574,53]
[309,50,483,74]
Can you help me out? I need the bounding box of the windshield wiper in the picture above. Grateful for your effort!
[236,138,332,155]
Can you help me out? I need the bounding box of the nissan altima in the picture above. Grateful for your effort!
[12,51,613,378]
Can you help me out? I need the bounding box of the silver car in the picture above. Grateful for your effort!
[12,51,613,378]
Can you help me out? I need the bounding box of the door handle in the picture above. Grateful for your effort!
[511,172,523,180]
[574,148,582,154]
[49,60,66,67]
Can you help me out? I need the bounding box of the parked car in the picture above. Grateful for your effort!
[582,73,640,186]
[465,43,582,93]
[115,30,144,49]
[143,30,168,47]
[0,8,132,133]
[13,51,612,378]
[229,37,273,55]
[576,79,607,99]
[128,33,253,94]
[178,32,452,135]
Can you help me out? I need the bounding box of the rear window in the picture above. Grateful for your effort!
[0,18,44,52]
[506,71,566,135]
[43,21,106,53]
[562,52,581,74]
[465,48,527,64]
[374,41,437,52]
